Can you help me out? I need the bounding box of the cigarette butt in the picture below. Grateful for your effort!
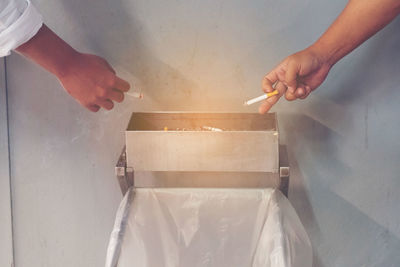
[202,126,223,132]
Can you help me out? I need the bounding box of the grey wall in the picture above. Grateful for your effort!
[4,0,400,266]
[0,60,13,266]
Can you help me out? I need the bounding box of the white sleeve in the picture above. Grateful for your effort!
[0,0,43,57]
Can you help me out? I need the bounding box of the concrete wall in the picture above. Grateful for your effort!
[4,0,400,266]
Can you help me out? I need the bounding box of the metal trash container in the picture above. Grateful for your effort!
[115,112,289,193]
[107,112,311,267]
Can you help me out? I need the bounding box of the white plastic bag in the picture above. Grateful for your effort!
[106,188,312,267]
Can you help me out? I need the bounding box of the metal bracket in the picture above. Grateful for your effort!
[115,146,133,195]
[116,145,290,197]
[279,145,290,197]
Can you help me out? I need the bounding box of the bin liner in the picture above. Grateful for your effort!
[106,188,312,267]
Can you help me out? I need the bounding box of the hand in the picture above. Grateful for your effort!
[15,25,130,112]
[259,47,332,114]
[57,52,130,112]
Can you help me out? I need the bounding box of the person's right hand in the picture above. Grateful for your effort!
[15,25,130,112]
[58,52,130,112]
[259,47,332,114]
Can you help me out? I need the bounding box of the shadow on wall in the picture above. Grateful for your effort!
[281,113,400,267]
[59,0,198,111]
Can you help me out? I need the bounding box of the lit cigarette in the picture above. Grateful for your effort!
[243,89,278,106]
[127,91,144,99]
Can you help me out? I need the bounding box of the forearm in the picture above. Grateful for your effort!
[309,0,400,66]
[15,24,79,78]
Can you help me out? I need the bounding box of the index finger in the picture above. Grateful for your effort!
[258,81,286,114]
[114,76,131,92]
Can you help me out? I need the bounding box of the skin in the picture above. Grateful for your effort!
[16,25,130,112]
[259,0,400,114]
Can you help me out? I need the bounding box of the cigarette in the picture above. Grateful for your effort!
[127,91,144,99]
[243,89,279,106]
[202,126,223,132]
